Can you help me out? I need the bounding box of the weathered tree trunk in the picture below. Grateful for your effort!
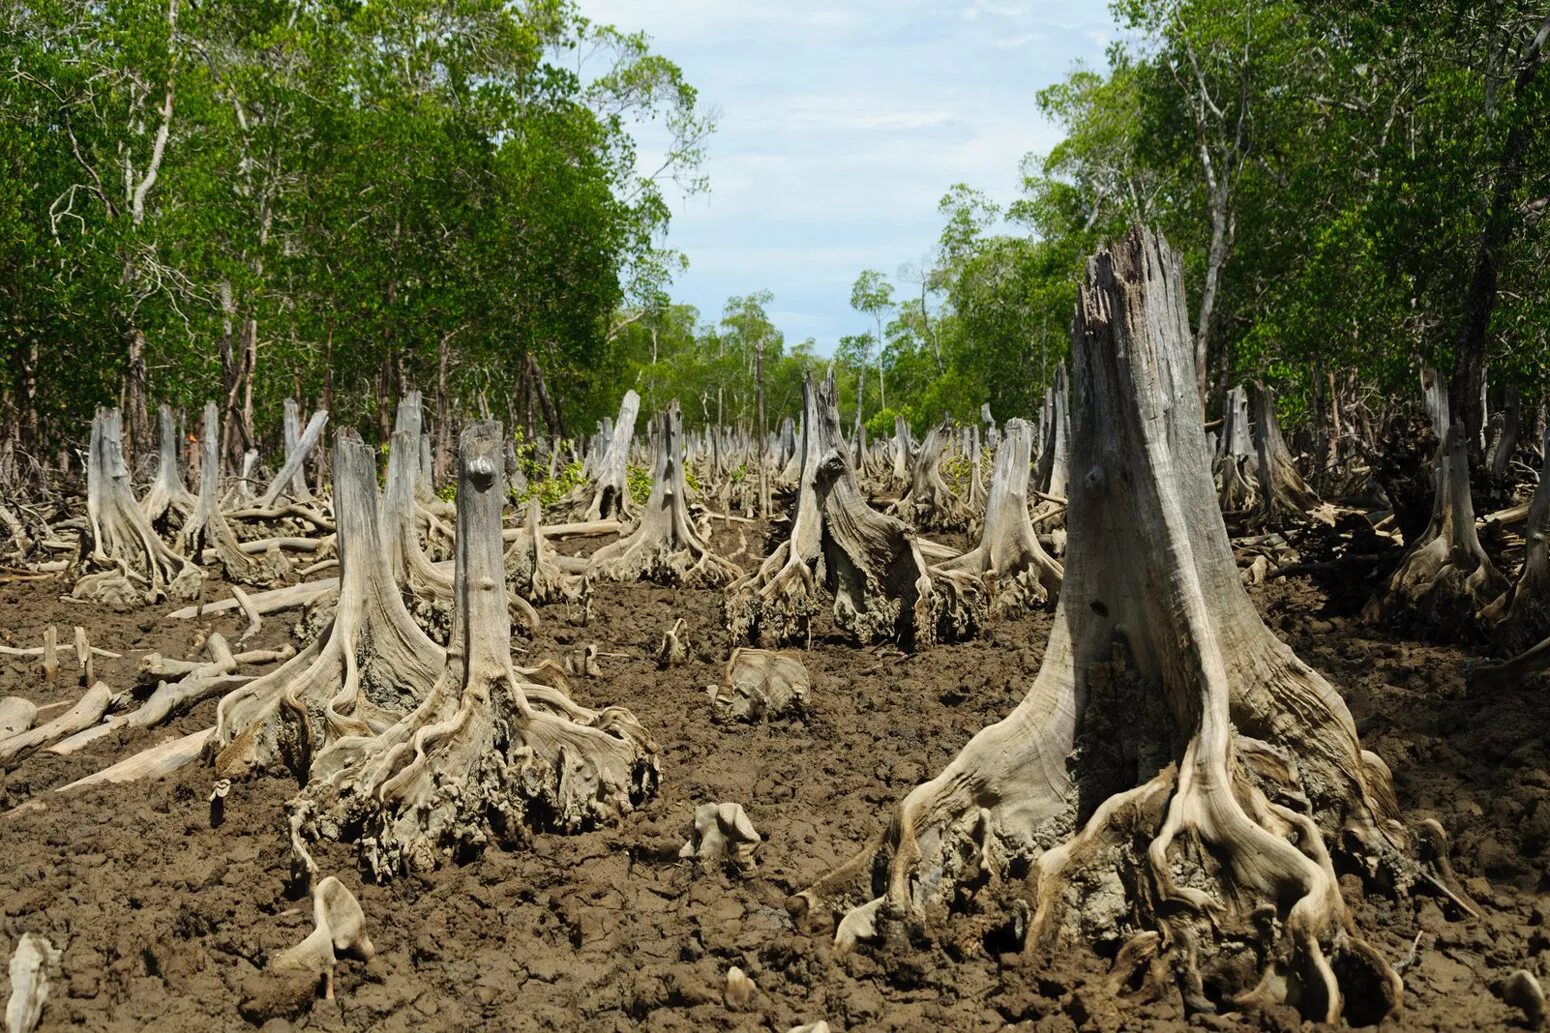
[213,431,442,778]
[1488,387,1523,483]
[288,421,658,879]
[282,398,311,499]
[890,419,968,532]
[506,498,586,606]
[726,370,983,649]
[938,418,1062,617]
[141,404,196,528]
[1034,363,1069,500]
[1251,381,1320,518]
[587,402,740,587]
[73,409,202,608]
[891,415,912,485]
[796,228,1450,1025]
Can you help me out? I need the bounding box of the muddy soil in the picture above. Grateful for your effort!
[0,522,1547,1032]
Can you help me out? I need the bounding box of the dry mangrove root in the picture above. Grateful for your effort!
[0,682,118,767]
[1252,381,1320,520]
[212,431,443,779]
[140,404,195,530]
[288,421,658,880]
[1216,384,1258,515]
[937,417,1062,617]
[268,876,374,1001]
[680,802,762,875]
[587,402,741,588]
[726,370,984,649]
[710,648,809,723]
[0,698,36,739]
[6,933,61,1033]
[794,228,1447,1026]
[72,408,202,608]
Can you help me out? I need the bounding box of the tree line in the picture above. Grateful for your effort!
[3,0,1546,476]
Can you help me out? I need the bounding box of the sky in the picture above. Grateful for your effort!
[577,1,1119,354]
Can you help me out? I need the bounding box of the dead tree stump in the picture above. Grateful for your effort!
[288,421,658,878]
[795,228,1459,1025]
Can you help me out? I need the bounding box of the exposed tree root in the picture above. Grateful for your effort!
[793,228,1454,1026]
[182,403,292,587]
[288,421,658,880]
[140,404,195,530]
[506,498,587,606]
[587,402,741,588]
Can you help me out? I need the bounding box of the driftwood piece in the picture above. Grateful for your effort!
[6,933,61,1033]
[256,409,328,509]
[0,682,116,766]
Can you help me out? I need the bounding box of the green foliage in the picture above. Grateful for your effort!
[626,464,652,507]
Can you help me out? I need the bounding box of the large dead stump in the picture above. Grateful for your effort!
[937,418,1062,617]
[726,370,984,649]
[1479,428,1550,653]
[891,420,969,532]
[73,408,202,608]
[213,431,442,778]
[289,421,658,879]
[1364,375,1506,636]
[587,402,740,587]
[795,228,1455,1025]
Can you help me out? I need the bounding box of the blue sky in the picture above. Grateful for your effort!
[578,1,1119,354]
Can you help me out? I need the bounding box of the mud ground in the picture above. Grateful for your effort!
[0,522,1546,1032]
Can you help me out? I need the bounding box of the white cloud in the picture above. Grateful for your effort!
[579,0,1116,354]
